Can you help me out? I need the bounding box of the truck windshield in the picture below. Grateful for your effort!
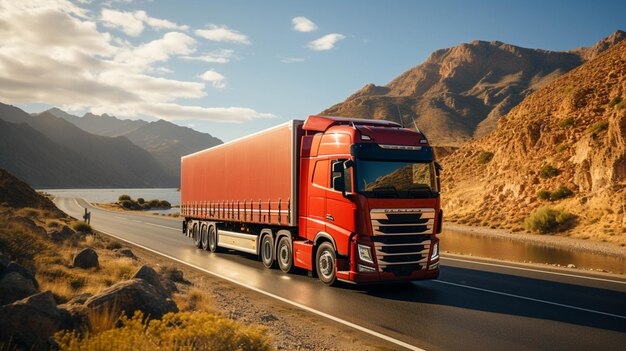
[355,160,438,198]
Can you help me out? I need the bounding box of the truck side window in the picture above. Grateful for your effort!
[312,160,329,187]
[331,159,351,192]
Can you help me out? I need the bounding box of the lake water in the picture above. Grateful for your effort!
[41,188,625,274]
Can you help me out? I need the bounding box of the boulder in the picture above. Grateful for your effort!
[85,278,177,320]
[0,291,62,351]
[65,292,93,305]
[73,248,99,269]
[0,272,38,305]
[115,247,138,260]
[50,225,79,242]
[3,262,39,289]
[58,302,90,331]
[133,265,168,297]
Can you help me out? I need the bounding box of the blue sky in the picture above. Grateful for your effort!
[4,0,625,141]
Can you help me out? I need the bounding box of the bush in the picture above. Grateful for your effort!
[558,117,574,128]
[137,198,145,204]
[587,121,609,134]
[148,199,160,208]
[524,207,575,233]
[539,164,560,179]
[72,222,92,233]
[120,200,138,210]
[550,186,573,200]
[118,194,131,202]
[477,151,494,164]
[537,190,552,201]
[608,96,623,108]
[158,200,171,209]
[55,311,273,351]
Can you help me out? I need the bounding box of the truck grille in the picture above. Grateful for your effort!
[370,208,434,274]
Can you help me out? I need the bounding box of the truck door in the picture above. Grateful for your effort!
[326,159,356,256]
[306,159,328,241]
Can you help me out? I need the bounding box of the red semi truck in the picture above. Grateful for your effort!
[181,115,442,285]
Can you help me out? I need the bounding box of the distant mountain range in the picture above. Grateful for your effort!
[0,103,221,188]
[44,108,222,180]
[322,30,625,147]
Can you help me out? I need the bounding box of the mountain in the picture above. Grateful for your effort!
[441,39,626,245]
[322,30,625,147]
[46,109,222,179]
[0,103,175,187]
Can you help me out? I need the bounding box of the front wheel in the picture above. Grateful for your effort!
[316,242,337,286]
[276,236,293,273]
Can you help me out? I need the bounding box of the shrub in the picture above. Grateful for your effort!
[524,207,575,233]
[118,194,131,202]
[608,96,623,108]
[550,186,573,200]
[587,121,609,134]
[477,151,494,164]
[539,164,560,179]
[137,198,145,204]
[72,222,92,233]
[558,117,574,128]
[537,190,552,201]
[148,199,160,208]
[158,200,171,209]
[120,200,138,210]
[55,311,273,351]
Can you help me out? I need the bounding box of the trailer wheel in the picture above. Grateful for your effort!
[276,236,293,273]
[316,242,337,286]
[192,223,202,248]
[201,224,209,250]
[208,225,218,252]
[260,234,274,268]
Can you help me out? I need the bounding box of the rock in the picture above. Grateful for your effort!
[115,247,138,260]
[85,279,177,319]
[65,292,93,305]
[50,225,79,242]
[0,252,9,273]
[567,264,577,268]
[73,248,99,269]
[0,272,38,305]
[3,262,39,289]
[58,302,90,331]
[162,266,186,283]
[260,313,278,322]
[133,265,168,297]
[0,291,62,351]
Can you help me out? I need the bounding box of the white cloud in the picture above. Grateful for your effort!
[292,16,317,32]
[0,0,274,123]
[199,70,226,89]
[281,57,306,64]
[307,33,346,51]
[182,49,234,63]
[195,25,250,44]
[100,8,188,37]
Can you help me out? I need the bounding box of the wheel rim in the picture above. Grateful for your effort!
[263,239,271,262]
[202,227,208,248]
[318,251,334,279]
[209,227,216,250]
[279,242,289,267]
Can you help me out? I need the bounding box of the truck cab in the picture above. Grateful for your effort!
[295,116,442,284]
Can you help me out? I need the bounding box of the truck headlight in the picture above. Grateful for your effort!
[431,242,439,260]
[357,244,374,264]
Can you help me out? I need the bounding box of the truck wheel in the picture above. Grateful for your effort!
[316,242,337,286]
[193,223,202,248]
[260,235,274,268]
[276,236,293,273]
[201,224,209,250]
[208,225,218,252]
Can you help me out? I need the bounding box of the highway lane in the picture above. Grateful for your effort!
[55,197,626,351]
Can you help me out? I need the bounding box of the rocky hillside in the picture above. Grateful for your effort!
[442,39,626,245]
[322,31,625,147]
[0,103,175,187]
[46,109,222,180]
[0,168,60,214]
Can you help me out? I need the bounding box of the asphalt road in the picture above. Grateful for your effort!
[55,197,626,351]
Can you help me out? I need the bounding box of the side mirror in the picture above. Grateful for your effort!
[343,159,354,169]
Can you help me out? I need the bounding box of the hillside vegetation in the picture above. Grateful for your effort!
[441,39,626,245]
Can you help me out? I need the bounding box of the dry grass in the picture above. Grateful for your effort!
[173,288,216,313]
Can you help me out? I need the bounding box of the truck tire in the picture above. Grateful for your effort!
[208,225,218,252]
[276,236,293,273]
[201,224,209,251]
[193,223,202,248]
[316,242,337,286]
[260,234,274,268]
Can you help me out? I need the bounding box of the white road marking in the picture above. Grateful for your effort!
[434,280,626,320]
[442,256,626,285]
[94,227,427,351]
